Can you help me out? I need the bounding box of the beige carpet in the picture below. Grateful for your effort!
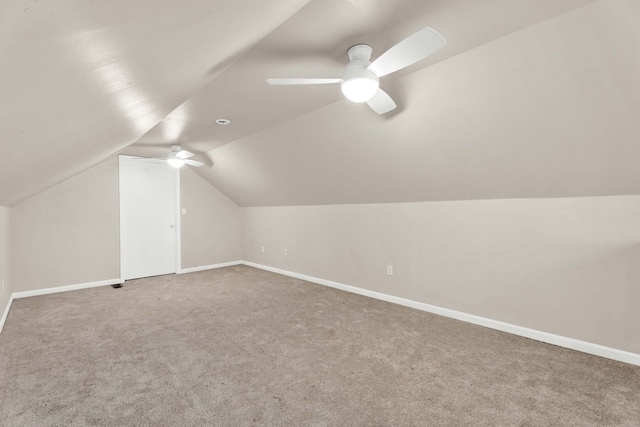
[0,265,638,426]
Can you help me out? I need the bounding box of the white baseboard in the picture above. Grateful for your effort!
[4,262,638,366]
[6,260,244,303]
[1,263,241,333]
[12,278,123,299]
[1,278,122,334]
[0,294,14,335]
[242,261,640,367]
[178,260,242,274]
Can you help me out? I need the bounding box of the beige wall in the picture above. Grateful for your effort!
[243,196,640,354]
[10,157,242,293]
[180,168,242,269]
[0,206,10,316]
[11,158,121,292]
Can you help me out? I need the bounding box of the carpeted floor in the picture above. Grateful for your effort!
[0,265,638,426]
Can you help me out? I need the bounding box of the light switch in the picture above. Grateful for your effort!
[182,208,187,215]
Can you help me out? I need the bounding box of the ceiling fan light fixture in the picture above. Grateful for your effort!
[167,151,185,167]
[340,63,379,103]
[167,157,185,168]
[341,77,379,103]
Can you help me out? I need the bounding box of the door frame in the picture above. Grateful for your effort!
[118,155,182,281]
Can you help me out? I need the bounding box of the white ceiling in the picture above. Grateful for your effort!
[3,0,638,207]
[0,0,310,206]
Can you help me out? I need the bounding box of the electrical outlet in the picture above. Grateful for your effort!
[387,265,393,276]
[284,249,288,256]
[261,246,264,253]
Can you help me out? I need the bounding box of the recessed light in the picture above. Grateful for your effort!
[216,118,231,125]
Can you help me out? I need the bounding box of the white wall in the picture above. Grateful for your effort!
[243,196,640,354]
[181,168,242,269]
[11,158,121,292]
[0,206,10,320]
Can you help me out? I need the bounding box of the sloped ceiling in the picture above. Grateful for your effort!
[3,0,638,207]
[0,0,310,206]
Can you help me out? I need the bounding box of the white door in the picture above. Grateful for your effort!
[119,156,179,281]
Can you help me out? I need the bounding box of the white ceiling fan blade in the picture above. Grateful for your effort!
[366,89,397,115]
[184,159,204,167]
[176,150,195,159]
[267,78,341,85]
[368,27,446,78]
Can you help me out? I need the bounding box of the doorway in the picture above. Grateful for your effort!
[119,156,180,281]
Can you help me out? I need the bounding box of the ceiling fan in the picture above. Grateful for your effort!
[267,26,446,115]
[163,145,204,168]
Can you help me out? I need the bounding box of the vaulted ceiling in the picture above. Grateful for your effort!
[2,0,638,207]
